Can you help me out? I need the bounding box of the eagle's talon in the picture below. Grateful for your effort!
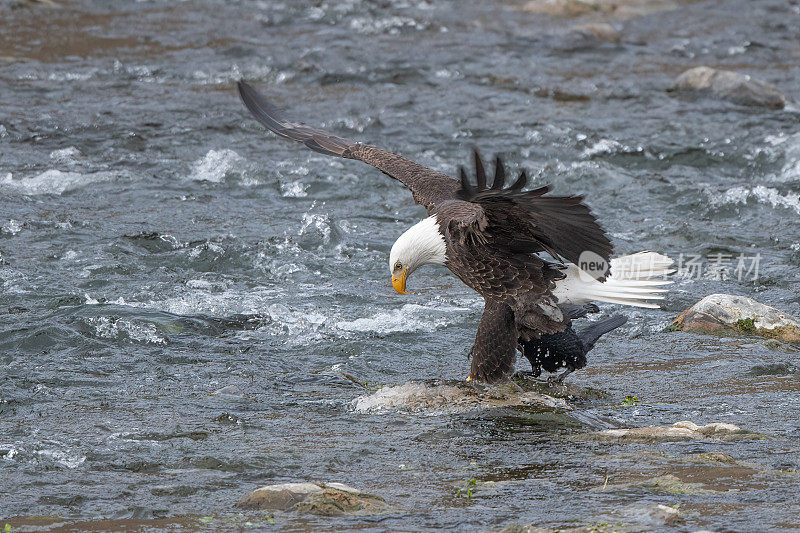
[547,368,574,384]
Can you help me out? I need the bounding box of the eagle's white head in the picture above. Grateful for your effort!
[389,216,447,294]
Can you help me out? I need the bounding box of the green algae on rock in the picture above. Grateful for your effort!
[671,293,800,344]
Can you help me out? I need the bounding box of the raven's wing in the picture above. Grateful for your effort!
[237,80,460,209]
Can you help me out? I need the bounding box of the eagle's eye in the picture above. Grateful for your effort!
[394,261,403,272]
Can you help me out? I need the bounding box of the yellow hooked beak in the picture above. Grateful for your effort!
[392,267,409,294]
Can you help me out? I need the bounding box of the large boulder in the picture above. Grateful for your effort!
[235,482,388,516]
[671,66,787,109]
[671,293,800,343]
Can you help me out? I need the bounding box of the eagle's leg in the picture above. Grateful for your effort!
[467,300,518,384]
[520,315,627,380]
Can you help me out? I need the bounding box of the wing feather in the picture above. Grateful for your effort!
[237,80,459,208]
[491,157,506,190]
[456,150,613,279]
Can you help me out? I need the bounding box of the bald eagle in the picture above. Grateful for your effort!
[237,81,672,383]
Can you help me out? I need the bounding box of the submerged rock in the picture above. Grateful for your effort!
[569,22,622,44]
[547,22,622,51]
[518,0,690,18]
[10,0,60,7]
[671,66,786,109]
[692,451,738,464]
[494,525,552,533]
[495,512,681,533]
[352,380,570,414]
[585,421,761,443]
[235,482,388,516]
[602,473,710,494]
[671,293,800,344]
[634,503,684,526]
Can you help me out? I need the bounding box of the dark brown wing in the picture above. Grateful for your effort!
[457,150,613,279]
[237,80,460,209]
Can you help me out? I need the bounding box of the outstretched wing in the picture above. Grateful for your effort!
[237,80,460,209]
[456,151,613,280]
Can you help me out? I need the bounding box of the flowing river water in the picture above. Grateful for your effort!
[1,0,800,531]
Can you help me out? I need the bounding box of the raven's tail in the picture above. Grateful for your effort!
[578,315,628,352]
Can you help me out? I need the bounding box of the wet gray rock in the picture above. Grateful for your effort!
[646,503,683,525]
[671,66,786,109]
[212,384,245,396]
[671,293,800,343]
[352,380,570,414]
[518,0,693,18]
[236,482,319,510]
[149,484,199,497]
[495,525,621,533]
[545,23,622,53]
[602,473,711,494]
[585,420,761,443]
[9,0,60,7]
[692,451,738,464]
[569,22,622,44]
[235,482,388,516]
[616,502,685,527]
[495,503,682,532]
[494,525,553,533]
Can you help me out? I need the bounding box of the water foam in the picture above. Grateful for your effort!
[34,448,87,469]
[115,286,277,317]
[5,442,86,469]
[299,213,332,245]
[189,149,251,183]
[281,180,308,197]
[710,185,800,215]
[582,138,623,157]
[763,132,800,183]
[86,316,168,345]
[49,146,83,165]
[349,15,428,35]
[1,219,22,235]
[0,169,121,195]
[337,303,470,335]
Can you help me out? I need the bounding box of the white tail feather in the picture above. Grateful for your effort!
[552,251,674,309]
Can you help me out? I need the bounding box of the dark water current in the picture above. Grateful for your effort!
[1,0,800,531]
